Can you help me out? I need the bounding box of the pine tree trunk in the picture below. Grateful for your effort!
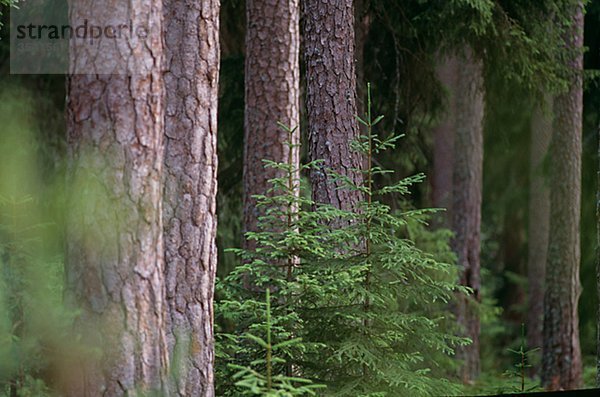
[354,0,371,116]
[303,0,364,210]
[432,55,458,226]
[542,2,584,390]
[64,1,168,394]
[162,0,220,395]
[243,0,300,246]
[526,96,551,354]
[451,47,484,383]
[597,111,600,388]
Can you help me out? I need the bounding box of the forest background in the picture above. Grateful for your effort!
[0,0,600,395]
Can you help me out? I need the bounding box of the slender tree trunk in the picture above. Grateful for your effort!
[64,0,168,394]
[432,55,458,227]
[303,0,364,210]
[527,96,551,354]
[243,0,300,246]
[500,212,527,325]
[597,117,600,388]
[452,47,484,383]
[355,0,371,116]
[162,0,220,395]
[542,2,584,390]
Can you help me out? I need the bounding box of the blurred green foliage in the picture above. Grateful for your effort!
[0,85,70,396]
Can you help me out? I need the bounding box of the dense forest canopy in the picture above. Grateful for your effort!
[0,0,600,395]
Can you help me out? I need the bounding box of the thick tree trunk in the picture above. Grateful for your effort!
[542,2,584,390]
[526,97,551,354]
[163,0,220,395]
[243,0,300,246]
[303,0,364,210]
[64,0,168,395]
[432,55,458,226]
[451,47,484,383]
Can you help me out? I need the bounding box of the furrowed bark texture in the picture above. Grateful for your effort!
[163,0,220,395]
[432,55,458,227]
[243,0,300,246]
[65,0,168,395]
[526,97,551,354]
[451,48,484,383]
[303,0,364,210]
[542,2,583,390]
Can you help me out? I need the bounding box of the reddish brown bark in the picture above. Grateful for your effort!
[303,0,364,210]
[163,0,220,395]
[526,96,551,354]
[542,2,584,390]
[451,47,484,383]
[355,0,372,115]
[432,55,458,226]
[64,0,168,394]
[243,0,300,245]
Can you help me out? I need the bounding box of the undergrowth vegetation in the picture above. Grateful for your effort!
[216,86,471,396]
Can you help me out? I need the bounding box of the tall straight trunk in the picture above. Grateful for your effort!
[64,0,167,395]
[452,47,484,383]
[597,114,600,388]
[303,0,364,210]
[162,0,220,395]
[243,0,300,246]
[542,1,584,390]
[354,0,371,116]
[526,97,551,354]
[432,55,458,226]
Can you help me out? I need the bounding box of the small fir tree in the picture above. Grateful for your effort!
[228,289,325,396]
[216,85,470,396]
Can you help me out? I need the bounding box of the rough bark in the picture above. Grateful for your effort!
[542,2,583,390]
[303,0,364,210]
[451,47,484,383]
[243,0,300,246]
[526,96,551,354]
[432,55,458,227]
[162,0,220,395]
[64,0,168,395]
